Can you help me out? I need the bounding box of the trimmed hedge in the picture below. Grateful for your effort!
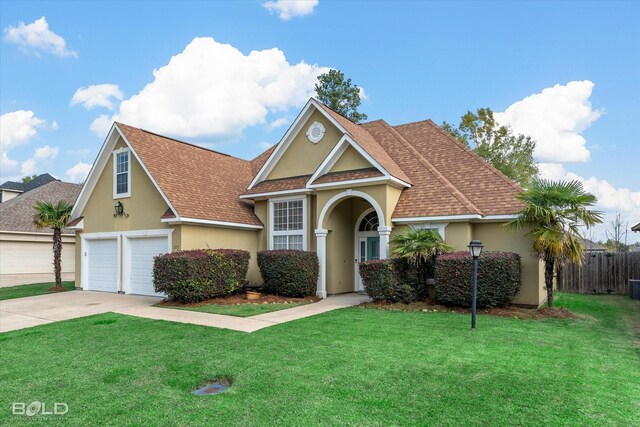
[358,259,417,303]
[435,251,521,308]
[257,250,319,297]
[210,249,250,287]
[153,250,239,303]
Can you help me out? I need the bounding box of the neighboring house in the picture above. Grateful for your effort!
[69,98,546,306]
[0,173,57,203]
[0,180,81,277]
[632,223,640,233]
[578,237,606,253]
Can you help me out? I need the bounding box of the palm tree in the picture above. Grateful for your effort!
[507,179,602,308]
[33,200,73,290]
[391,227,452,285]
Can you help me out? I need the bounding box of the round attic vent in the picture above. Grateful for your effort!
[306,121,325,144]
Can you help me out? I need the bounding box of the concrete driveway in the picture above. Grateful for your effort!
[0,291,161,333]
[0,290,370,333]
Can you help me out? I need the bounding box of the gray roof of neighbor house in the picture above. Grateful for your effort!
[578,237,606,252]
[0,181,82,234]
[632,223,640,232]
[0,173,58,194]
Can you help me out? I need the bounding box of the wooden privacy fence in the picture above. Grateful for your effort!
[558,252,640,295]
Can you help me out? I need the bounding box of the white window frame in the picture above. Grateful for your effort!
[113,147,131,199]
[269,196,307,250]
[413,222,448,240]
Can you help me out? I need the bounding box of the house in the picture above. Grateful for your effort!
[0,173,58,203]
[632,223,640,233]
[578,236,606,253]
[68,98,546,306]
[0,179,81,280]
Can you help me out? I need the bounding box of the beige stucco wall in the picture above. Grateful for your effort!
[472,222,545,307]
[80,138,171,234]
[316,184,392,229]
[444,222,473,250]
[329,146,372,172]
[1,190,20,203]
[267,110,343,180]
[75,137,172,286]
[179,224,262,284]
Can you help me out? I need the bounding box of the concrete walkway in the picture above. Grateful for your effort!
[0,291,370,333]
[0,273,75,287]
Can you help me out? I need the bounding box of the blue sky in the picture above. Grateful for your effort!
[1,0,638,241]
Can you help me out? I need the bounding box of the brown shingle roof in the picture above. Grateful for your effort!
[312,168,383,185]
[315,102,412,184]
[251,145,276,176]
[116,123,262,226]
[392,120,524,216]
[242,175,311,196]
[0,181,81,234]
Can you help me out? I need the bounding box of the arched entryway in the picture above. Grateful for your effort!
[315,190,391,297]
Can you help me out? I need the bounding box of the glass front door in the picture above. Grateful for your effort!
[356,235,380,291]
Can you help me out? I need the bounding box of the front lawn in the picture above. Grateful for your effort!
[1,293,638,425]
[157,301,311,317]
[0,281,75,301]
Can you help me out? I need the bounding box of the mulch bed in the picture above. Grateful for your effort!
[360,300,580,320]
[158,293,320,308]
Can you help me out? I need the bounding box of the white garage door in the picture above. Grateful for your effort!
[126,236,167,296]
[86,239,118,293]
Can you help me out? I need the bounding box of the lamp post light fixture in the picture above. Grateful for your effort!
[468,240,484,330]
[113,201,129,218]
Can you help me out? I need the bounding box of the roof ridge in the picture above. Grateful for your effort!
[379,120,483,215]
[419,120,524,193]
[115,122,251,163]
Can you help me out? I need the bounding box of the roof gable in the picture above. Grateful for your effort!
[71,123,262,227]
[248,98,412,190]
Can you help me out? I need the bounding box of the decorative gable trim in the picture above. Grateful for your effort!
[248,98,378,190]
[306,135,411,189]
[69,123,178,222]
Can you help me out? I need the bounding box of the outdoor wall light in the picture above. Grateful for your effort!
[468,240,484,330]
[113,201,129,218]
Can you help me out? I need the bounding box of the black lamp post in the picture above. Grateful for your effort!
[113,201,129,218]
[468,240,484,330]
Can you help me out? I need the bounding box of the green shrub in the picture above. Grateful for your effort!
[153,250,239,303]
[210,249,250,287]
[358,259,417,303]
[435,251,521,308]
[257,250,319,297]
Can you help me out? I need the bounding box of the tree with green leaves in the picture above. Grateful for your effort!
[315,69,368,123]
[33,200,73,290]
[22,174,38,183]
[391,227,452,289]
[442,108,538,187]
[507,179,603,308]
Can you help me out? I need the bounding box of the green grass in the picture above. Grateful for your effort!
[1,293,638,426]
[0,281,75,301]
[157,301,311,317]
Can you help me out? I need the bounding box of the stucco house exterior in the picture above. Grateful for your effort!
[68,98,546,306]
[0,179,81,279]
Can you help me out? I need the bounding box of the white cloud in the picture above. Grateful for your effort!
[65,162,91,183]
[262,0,318,20]
[268,116,290,129]
[91,37,329,138]
[495,80,602,163]
[71,84,123,110]
[0,110,45,151]
[3,17,77,58]
[259,141,274,150]
[51,120,59,130]
[20,144,59,176]
[90,115,113,136]
[358,86,368,101]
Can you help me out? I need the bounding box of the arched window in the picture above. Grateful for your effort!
[358,211,379,232]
